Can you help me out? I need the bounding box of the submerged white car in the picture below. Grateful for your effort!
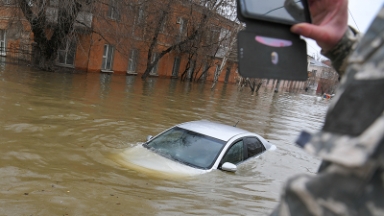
[118,120,276,176]
[118,120,276,173]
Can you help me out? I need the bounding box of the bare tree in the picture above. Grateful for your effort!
[90,0,137,57]
[210,23,240,88]
[317,69,339,94]
[206,0,238,88]
[15,0,86,70]
[9,0,137,71]
[250,78,263,94]
[138,0,239,81]
[6,0,239,80]
[140,0,211,80]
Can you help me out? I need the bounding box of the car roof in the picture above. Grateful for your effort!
[176,120,254,141]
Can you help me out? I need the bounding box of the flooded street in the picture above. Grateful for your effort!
[0,63,330,215]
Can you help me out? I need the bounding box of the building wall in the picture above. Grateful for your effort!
[0,1,239,84]
[73,1,238,83]
[0,4,32,60]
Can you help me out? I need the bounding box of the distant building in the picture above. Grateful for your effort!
[307,55,339,94]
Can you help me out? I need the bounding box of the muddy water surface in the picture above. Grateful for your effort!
[0,63,330,215]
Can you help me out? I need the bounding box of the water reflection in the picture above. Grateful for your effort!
[125,75,137,92]
[100,73,112,98]
[0,57,5,72]
[0,65,330,215]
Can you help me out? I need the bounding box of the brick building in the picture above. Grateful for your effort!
[0,0,239,84]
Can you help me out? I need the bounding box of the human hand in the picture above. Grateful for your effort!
[291,0,349,52]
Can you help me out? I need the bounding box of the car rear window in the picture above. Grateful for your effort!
[244,137,265,159]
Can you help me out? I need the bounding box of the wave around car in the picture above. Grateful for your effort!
[117,120,277,176]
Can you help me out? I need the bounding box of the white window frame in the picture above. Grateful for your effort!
[101,44,114,72]
[57,39,76,67]
[127,49,138,74]
[134,4,145,26]
[0,30,6,56]
[160,14,168,33]
[177,17,187,41]
[132,5,145,38]
[108,0,120,20]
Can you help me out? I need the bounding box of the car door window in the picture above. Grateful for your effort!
[220,140,244,165]
[244,137,265,159]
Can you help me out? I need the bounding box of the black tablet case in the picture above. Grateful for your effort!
[236,0,309,80]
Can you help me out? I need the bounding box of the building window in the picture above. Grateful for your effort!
[178,18,186,33]
[127,49,138,73]
[172,57,180,77]
[207,26,220,44]
[135,6,145,25]
[57,39,76,66]
[108,0,120,20]
[0,30,6,56]
[160,15,168,33]
[102,44,114,70]
[219,28,231,47]
[177,17,187,40]
[150,52,159,75]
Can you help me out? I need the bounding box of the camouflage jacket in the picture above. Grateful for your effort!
[271,5,384,216]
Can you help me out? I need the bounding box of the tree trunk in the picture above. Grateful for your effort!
[211,25,241,89]
[141,4,209,80]
[18,0,81,71]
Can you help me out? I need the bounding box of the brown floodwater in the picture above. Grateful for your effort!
[0,61,330,215]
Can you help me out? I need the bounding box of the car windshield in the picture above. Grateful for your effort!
[144,127,226,169]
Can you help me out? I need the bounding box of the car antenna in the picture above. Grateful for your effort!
[234,121,240,127]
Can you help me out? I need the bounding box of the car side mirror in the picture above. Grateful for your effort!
[146,135,153,142]
[221,162,237,172]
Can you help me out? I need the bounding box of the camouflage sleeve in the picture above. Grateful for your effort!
[270,162,384,216]
[321,27,360,77]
